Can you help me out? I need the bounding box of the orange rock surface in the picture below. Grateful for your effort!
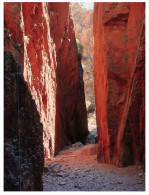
[4,2,88,160]
[94,2,145,166]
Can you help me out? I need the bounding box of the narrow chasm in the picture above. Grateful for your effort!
[4,2,145,192]
[70,2,98,144]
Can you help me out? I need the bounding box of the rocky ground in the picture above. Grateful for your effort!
[43,111,145,191]
[43,140,145,191]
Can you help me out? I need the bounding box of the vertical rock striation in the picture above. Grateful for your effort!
[4,2,88,160]
[94,2,145,166]
[4,2,88,190]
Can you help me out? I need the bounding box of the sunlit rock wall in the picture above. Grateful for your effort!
[94,2,145,166]
[4,2,88,160]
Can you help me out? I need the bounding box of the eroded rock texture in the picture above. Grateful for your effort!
[94,2,145,167]
[4,50,44,191]
[4,2,88,162]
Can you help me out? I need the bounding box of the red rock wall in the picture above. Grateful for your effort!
[94,2,145,166]
[4,2,88,161]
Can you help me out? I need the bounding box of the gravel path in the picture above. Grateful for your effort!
[43,143,145,191]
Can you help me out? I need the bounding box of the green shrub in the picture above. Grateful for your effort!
[87,104,95,114]
[82,55,89,60]
[76,39,83,55]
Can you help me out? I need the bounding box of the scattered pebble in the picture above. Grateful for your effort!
[57,172,63,177]
[117,181,123,184]
[137,181,143,184]
[59,182,66,186]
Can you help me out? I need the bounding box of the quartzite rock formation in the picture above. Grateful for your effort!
[4,2,88,191]
[4,2,88,159]
[94,2,145,167]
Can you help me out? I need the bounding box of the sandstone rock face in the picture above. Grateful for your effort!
[94,2,145,166]
[4,50,44,191]
[4,2,88,162]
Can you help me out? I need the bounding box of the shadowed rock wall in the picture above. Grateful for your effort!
[4,50,44,191]
[94,2,145,167]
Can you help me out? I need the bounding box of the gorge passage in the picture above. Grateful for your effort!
[4,2,145,191]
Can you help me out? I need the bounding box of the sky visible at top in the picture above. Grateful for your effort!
[79,2,94,10]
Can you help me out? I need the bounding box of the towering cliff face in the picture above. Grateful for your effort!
[94,2,145,167]
[4,2,88,189]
